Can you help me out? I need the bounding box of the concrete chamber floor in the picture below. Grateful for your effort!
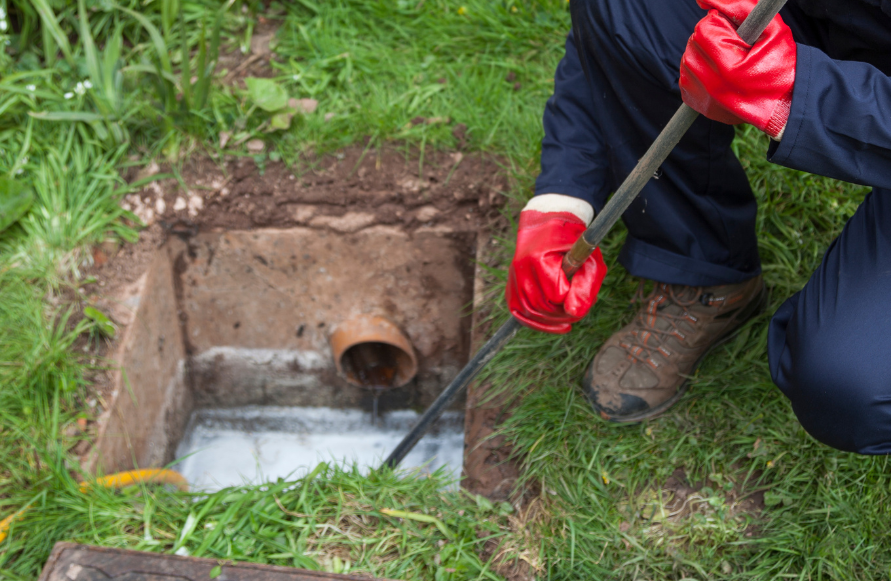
[176,407,465,491]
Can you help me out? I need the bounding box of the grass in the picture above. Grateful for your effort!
[0,0,887,579]
[267,0,566,166]
[477,128,881,578]
[1,462,515,580]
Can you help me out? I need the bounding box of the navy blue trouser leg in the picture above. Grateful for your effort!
[567,0,761,286]
[564,0,891,454]
[769,189,891,455]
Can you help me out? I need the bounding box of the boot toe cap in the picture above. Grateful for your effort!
[583,365,652,421]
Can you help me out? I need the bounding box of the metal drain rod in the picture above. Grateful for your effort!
[381,0,788,470]
[382,317,521,468]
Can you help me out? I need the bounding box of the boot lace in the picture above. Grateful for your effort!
[621,281,703,367]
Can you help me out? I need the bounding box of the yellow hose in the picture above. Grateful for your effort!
[0,507,29,543]
[0,469,188,544]
[78,469,189,493]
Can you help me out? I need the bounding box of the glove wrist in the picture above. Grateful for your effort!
[680,4,796,139]
[764,88,793,141]
[524,194,595,225]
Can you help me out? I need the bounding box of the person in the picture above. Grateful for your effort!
[506,0,891,455]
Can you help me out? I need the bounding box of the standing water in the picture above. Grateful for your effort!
[175,407,464,491]
[175,340,463,491]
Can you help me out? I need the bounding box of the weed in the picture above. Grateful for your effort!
[3,128,137,280]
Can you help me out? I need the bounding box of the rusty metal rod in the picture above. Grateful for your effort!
[382,0,788,469]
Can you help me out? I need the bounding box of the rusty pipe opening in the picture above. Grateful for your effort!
[330,315,418,389]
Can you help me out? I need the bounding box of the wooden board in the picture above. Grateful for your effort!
[39,543,397,581]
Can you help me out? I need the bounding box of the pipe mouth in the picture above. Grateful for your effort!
[330,315,418,389]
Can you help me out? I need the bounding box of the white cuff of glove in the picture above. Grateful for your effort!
[772,124,786,142]
[523,194,595,226]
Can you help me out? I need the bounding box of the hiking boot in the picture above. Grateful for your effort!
[583,276,766,423]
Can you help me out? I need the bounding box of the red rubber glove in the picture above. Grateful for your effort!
[679,0,797,140]
[506,201,607,335]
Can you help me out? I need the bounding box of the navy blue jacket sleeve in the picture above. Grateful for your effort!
[534,32,611,208]
[769,44,891,189]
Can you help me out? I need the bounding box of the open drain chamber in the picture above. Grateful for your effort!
[88,226,480,489]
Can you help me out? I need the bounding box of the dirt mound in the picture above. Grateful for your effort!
[122,146,509,236]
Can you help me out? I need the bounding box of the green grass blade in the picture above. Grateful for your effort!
[103,27,124,112]
[10,117,33,177]
[77,0,100,88]
[111,3,173,77]
[28,112,105,122]
[177,4,191,111]
[30,0,74,65]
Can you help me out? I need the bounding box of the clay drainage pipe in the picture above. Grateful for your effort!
[330,315,418,390]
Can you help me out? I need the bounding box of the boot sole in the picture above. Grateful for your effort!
[583,284,769,424]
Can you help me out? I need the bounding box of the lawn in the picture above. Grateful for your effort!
[0,0,887,580]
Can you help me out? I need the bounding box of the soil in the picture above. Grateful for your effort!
[217,14,281,86]
[463,384,523,502]
[479,538,536,581]
[120,146,508,236]
[477,493,546,581]
[660,466,767,520]
[617,465,767,541]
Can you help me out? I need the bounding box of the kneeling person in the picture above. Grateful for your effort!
[508,0,891,454]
